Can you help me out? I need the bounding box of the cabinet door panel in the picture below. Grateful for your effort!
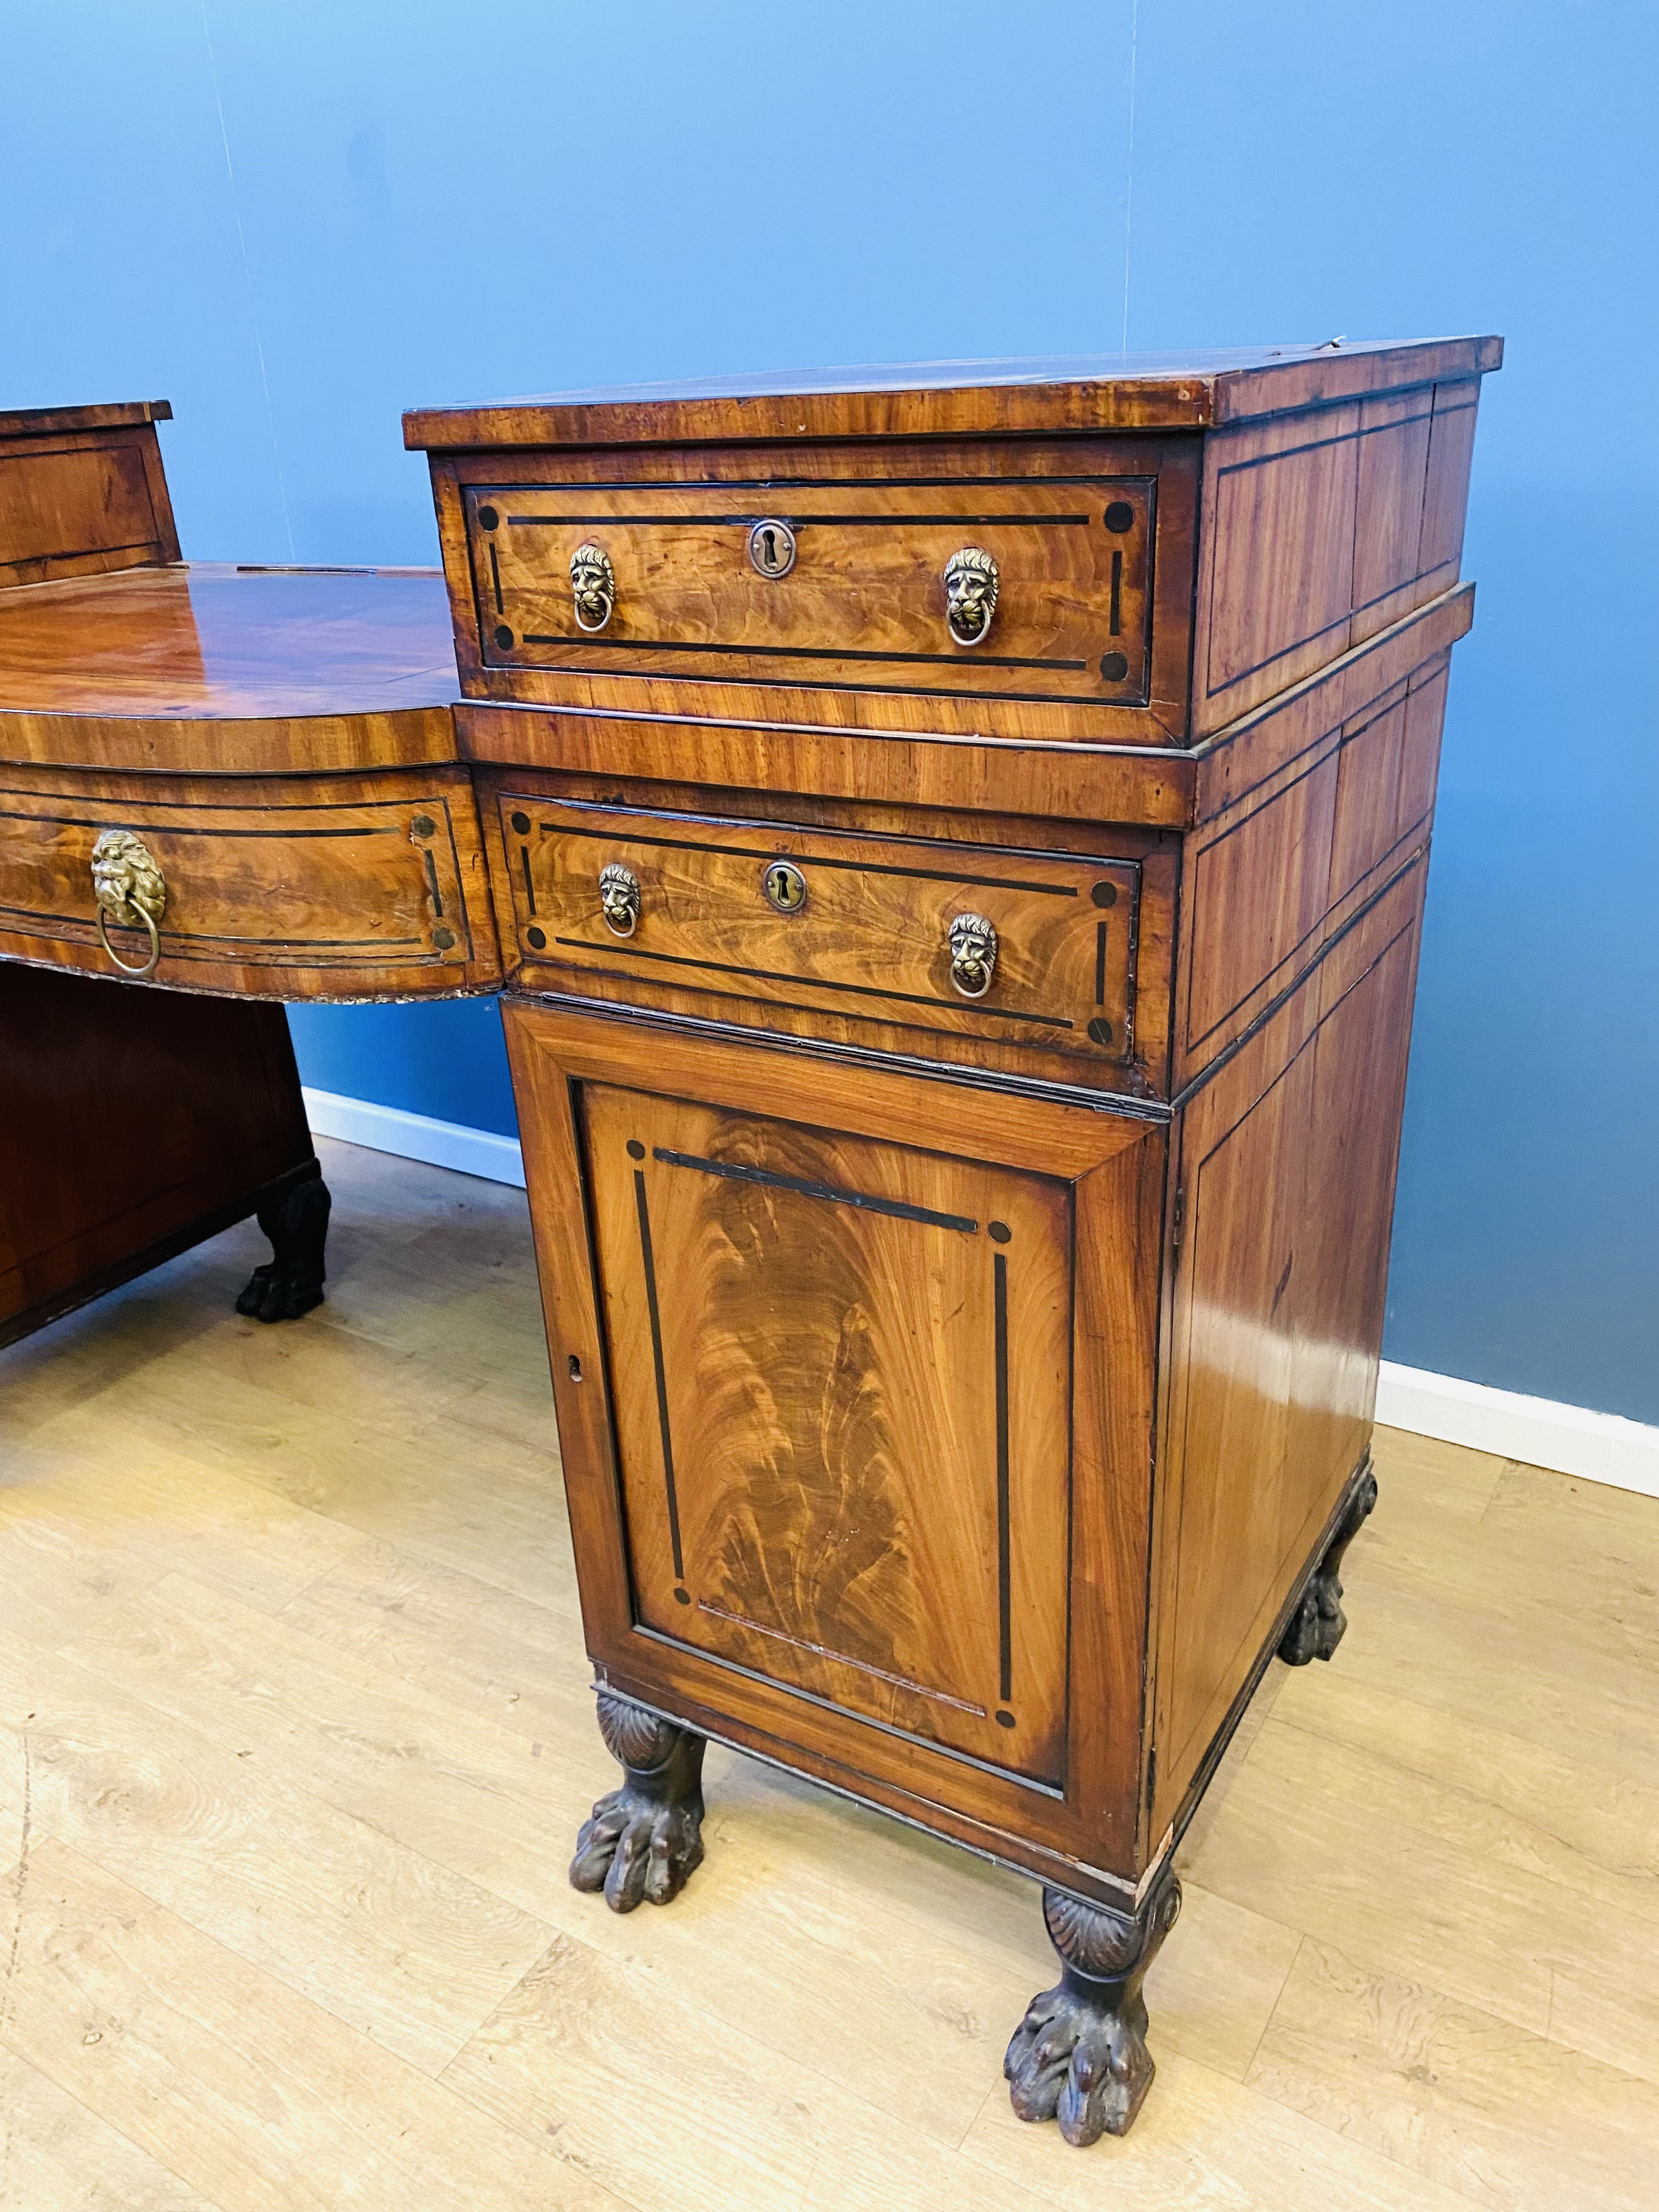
[580,1081,1073,1784]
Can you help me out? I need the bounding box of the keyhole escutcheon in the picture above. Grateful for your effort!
[747,517,797,579]
[763,859,808,913]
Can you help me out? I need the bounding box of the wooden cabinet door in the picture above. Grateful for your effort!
[580,1080,1072,1783]
[505,1003,1165,1887]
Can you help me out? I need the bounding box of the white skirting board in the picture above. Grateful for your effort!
[1374,1361,1659,1501]
[302,1086,526,1189]
[301,1088,1659,1501]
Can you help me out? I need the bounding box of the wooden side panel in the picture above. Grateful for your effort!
[1198,403,1362,712]
[1192,380,1483,735]
[1177,646,1454,1084]
[502,1001,1164,1894]
[1184,748,1340,1052]
[1418,381,1481,583]
[1328,689,1408,900]
[1153,861,1427,1838]
[0,763,501,1002]
[0,963,312,1344]
[1397,656,1451,834]
[1350,391,1436,646]
[0,425,179,590]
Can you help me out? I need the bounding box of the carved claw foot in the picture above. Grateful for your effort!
[1278,1462,1379,1665]
[1006,1870,1181,2145]
[235,1171,331,1323]
[569,1689,707,1912]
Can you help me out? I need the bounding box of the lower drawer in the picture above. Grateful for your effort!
[0,764,501,999]
[487,788,1158,1091]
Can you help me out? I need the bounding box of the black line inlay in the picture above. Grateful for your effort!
[1095,922,1108,1006]
[516,634,1090,674]
[519,845,536,914]
[506,512,1094,529]
[552,936,1075,1030]
[421,848,443,917]
[482,469,1152,490]
[653,1147,978,1235]
[538,820,1079,897]
[0,817,396,841]
[994,1251,1012,1705]
[1110,549,1122,635]
[633,1167,684,1581]
[488,540,504,613]
[539,958,1079,1056]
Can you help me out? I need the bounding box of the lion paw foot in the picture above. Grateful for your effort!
[1278,1465,1378,1666]
[235,1259,324,1323]
[1006,1983,1153,2145]
[569,1784,704,1911]
[235,1176,330,1323]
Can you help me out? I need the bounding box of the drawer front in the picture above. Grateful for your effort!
[435,435,1201,740]
[469,470,1154,709]
[0,767,500,1000]
[494,793,1142,1081]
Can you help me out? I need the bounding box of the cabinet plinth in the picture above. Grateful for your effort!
[410,338,1499,2141]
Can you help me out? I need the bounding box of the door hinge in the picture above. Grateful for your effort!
[1170,1187,1185,1263]
[1144,1745,1158,1812]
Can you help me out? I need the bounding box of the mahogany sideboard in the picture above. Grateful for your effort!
[406,336,1500,2145]
[0,399,500,1346]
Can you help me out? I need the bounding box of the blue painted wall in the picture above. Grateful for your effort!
[5,2,1655,1418]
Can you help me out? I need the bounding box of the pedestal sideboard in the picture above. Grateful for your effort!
[404,338,1499,2144]
[0,349,1496,2147]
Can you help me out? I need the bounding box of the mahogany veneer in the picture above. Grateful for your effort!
[410,338,1499,2147]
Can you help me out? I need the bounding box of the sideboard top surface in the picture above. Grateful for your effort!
[0,565,458,721]
[403,335,1504,450]
[0,399,174,441]
[0,565,463,773]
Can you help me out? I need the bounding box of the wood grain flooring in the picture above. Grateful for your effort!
[1,1136,1653,2210]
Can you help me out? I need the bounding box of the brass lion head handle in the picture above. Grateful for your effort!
[570,541,616,633]
[943,545,999,648]
[947,911,998,999]
[91,828,166,979]
[599,861,641,938]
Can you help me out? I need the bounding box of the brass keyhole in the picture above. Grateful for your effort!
[763,859,808,913]
[747,517,797,579]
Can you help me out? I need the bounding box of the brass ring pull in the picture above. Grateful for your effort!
[97,903,162,979]
[948,912,997,998]
[599,861,641,937]
[571,542,616,634]
[91,828,166,981]
[943,546,999,648]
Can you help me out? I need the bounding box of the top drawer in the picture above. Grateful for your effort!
[431,438,1199,744]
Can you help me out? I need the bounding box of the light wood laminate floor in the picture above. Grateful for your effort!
[2,1135,1655,2211]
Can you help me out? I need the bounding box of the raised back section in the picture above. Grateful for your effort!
[0,401,180,591]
